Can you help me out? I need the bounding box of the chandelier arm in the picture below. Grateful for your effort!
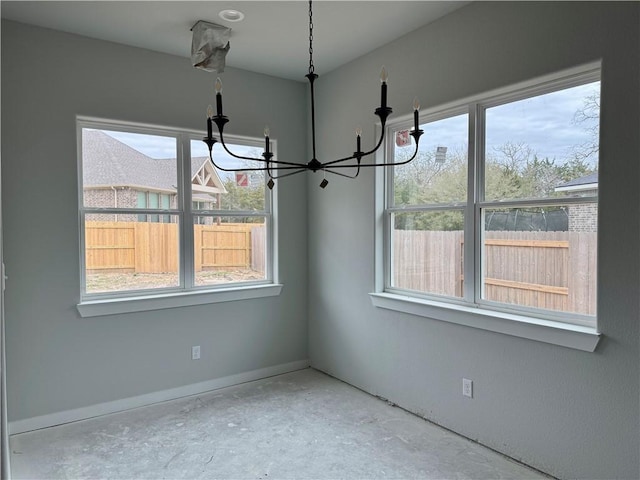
[207,152,308,173]
[262,159,310,168]
[216,131,307,168]
[264,159,311,183]
[264,165,316,171]
[266,168,308,180]
[350,146,422,168]
[326,130,423,169]
[320,122,387,168]
[328,151,419,169]
[255,159,309,168]
[216,131,261,162]
[323,166,361,179]
[207,155,259,172]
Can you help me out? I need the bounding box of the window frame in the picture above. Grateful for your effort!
[373,63,601,351]
[385,105,470,305]
[76,117,281,317]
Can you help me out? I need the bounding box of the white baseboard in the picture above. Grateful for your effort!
[9,359,309,435]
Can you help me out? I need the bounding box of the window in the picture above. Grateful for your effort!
[78,118,277,311]
[137,192,172,223]
[380,66,600,333]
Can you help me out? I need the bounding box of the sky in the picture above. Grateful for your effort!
[485,81,599,166]
[105,80,600,174]
[407,81,600,168]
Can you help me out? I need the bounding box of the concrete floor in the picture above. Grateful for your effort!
[10,369,548,479]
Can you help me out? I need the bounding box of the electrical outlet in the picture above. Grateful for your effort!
[462,378,473,398]
[192,345,201,360]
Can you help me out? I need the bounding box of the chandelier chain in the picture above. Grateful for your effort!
[308,0,314,74]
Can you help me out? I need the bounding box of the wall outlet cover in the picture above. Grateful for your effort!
[192,345,201,360]
[463,378,473,398]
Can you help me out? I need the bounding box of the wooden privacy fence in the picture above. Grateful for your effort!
[85,221,265,274]
[393,230,597,315]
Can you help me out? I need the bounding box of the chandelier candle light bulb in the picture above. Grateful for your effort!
[380,66,388,109]
[413,97,420,132]
[215,77,223,116]
[264,126,270,154]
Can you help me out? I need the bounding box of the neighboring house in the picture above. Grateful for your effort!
[555,172,598,232]
[554,171,598,196]
[82,130,226,222]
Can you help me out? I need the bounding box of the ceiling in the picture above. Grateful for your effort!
[0,1,468,81]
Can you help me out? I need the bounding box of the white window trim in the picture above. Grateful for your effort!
[371,62,601,352]
[78,284,284,318]
[369,293,599,352]
[76,116,280,317]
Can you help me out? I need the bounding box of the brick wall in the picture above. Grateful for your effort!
[566,188,597,233]
[568,203,598,232]
[84,187,215,223]
[83,187,139,221]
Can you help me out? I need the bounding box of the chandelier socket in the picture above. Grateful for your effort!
[212,115,229,133]
[374,106,393,126]
[203,136,217,152]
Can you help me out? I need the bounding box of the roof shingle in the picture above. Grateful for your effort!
[82,130,216,192]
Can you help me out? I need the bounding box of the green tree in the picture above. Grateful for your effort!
[485,141,533,199]
[219,179,264,216]
[556,157,593,183]
[394,145,467,231]
[487,141,595,200]
[394,149,448,206]
[216,150,266,223]
[520,156,562,197]
[393,87,599,231]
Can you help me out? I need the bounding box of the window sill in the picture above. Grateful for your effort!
[78,284,283,318]
[369,292,600,352]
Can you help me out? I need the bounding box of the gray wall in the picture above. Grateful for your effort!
[309,2,639,479]
[1,21,308,422]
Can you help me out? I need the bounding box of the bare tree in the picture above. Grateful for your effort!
[490,141,534,174]
[570,91,600,165]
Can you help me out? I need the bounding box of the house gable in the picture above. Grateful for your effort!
[191,157,227,195]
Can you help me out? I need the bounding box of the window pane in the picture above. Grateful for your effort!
[85,214,179,294]
[393,113,468,206]
[485,82,600,201]
[193,216,267,286]
[148,193,159,222]
[148,192,159,208]
[82,129,177,209]
[391,211,464,297]
[482,205,597,316]
[190,140,266,211]
[136,192,147,208]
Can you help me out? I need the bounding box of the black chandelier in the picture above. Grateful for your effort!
[203,0,424,189]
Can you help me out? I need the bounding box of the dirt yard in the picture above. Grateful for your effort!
[86,269,264,293]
